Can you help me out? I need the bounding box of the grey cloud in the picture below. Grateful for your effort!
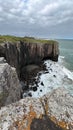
[0,0,73,38]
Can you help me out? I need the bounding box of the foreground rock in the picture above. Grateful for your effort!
[0,58,21,108]
[0,87,73,130]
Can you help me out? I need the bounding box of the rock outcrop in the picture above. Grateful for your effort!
[0,57,21,108]
[0,40,59,79]
[0,42,20,77]
[0,87,73,130]
[20,41,59,66]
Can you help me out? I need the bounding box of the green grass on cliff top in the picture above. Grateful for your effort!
[0,35,58,44]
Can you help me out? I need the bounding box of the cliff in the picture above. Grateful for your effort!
[0,36,59,79]
[20,41,59,68]
[0,57,21,108]
[0,87,73,130]
[0,36,73,130]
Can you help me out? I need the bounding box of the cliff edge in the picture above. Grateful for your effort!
[0,36,59,78]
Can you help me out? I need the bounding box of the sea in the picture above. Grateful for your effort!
[57,39,73,72]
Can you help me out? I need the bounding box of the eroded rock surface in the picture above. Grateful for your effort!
[0,87,73,130]
[0,58,21,108]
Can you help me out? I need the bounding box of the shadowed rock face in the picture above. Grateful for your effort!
[0,41,59,79]
[19,41,59,83]
[20,42,59,66]
[31,115,63,130]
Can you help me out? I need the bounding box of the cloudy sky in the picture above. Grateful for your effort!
[0,0,73,39]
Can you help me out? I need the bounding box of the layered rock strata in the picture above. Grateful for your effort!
[0,87,73,130]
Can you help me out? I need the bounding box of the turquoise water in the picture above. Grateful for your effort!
[57,39,73,95]
[57,39,73,72]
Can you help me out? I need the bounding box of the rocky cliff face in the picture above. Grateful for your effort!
[0,42,20,76]
[20,41,59,69]
[0,87,73,130]
[0,57,21,108]
[0,40,59,79]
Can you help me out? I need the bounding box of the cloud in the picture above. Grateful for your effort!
[0,0,73,38]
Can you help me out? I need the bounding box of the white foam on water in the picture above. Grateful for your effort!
[62,67,73,80]
[23,57,73,98]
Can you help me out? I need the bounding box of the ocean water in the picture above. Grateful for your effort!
[57,39,73,95]
[57,39,73,72]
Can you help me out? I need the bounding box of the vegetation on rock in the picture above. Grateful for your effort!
[0,35,58,44]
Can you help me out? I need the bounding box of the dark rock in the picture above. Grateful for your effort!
[32,87,37,91]
[21,83,29,91]
[30,115,63,130]
[35,81,38,85]
[37,85,39,87]
[40,90,42,92]
[50,63,52,66]
[53,75,56,77]
[50,68,52,71]
[41,82,44,86]
[38,72,42,76]
[28,92,32,97]
[44,71,49,74]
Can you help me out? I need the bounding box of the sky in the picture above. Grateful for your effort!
[0,0,73,39]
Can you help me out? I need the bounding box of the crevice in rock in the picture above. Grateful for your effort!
[30,115,64,130]
[42,56,52,61]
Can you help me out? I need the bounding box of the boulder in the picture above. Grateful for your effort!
[0,58,21,108]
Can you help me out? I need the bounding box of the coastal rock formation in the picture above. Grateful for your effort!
[0,57,21,108]
[0,40,59,78]
[0,37,73,130]
[20,41,59,66]
[0,42,20,76]
[0,87,73,130]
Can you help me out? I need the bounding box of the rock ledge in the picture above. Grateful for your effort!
[0,87,73,130]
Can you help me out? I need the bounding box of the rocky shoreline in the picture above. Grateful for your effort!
[0,57,73,130]
[0,37,73,130]
[22,59,73,98]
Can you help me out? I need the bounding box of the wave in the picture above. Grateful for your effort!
[59,55,65,59]
[58,55,65,65]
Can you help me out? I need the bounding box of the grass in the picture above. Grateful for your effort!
[0,35,22,43]
[0,35,58,44]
